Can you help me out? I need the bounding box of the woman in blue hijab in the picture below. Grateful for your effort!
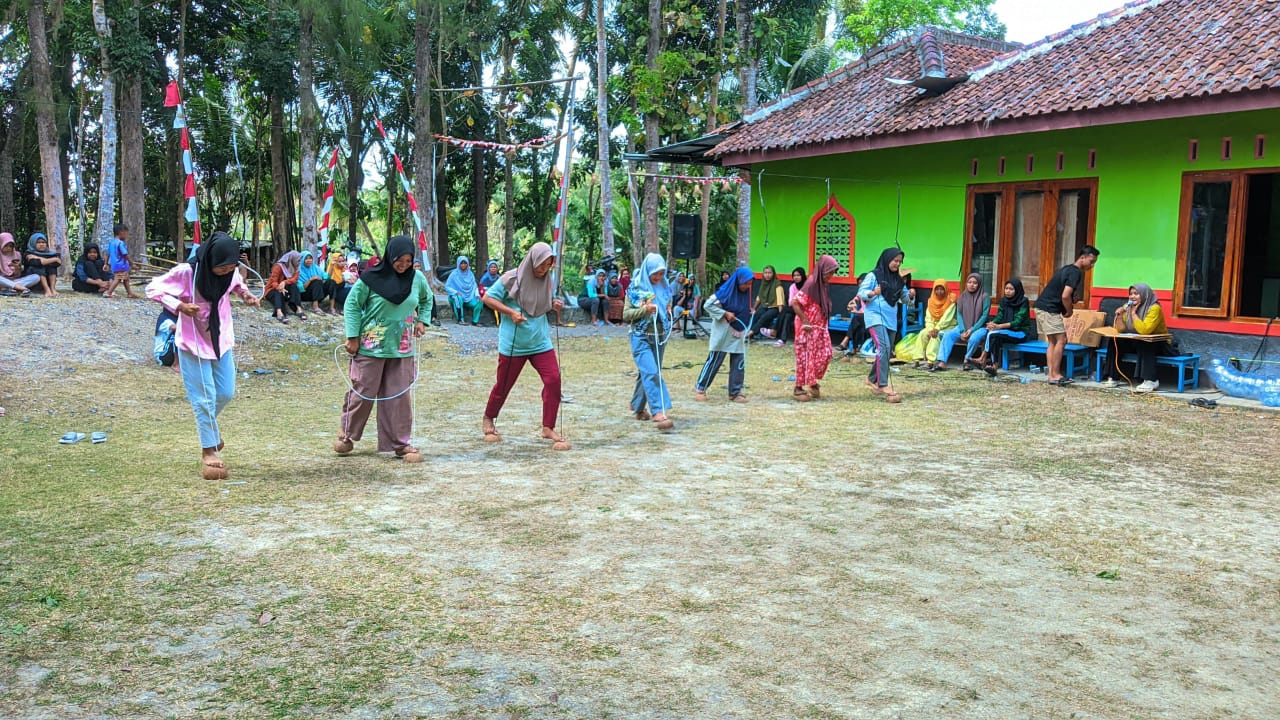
[296,250,330,314]
[623,253,675,430]
[694,266,755,402]
[445,255,482,324]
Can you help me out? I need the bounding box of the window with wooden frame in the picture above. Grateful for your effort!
[962,179,1098,305]
[809,195,857,282]
[1174,169,1280,320]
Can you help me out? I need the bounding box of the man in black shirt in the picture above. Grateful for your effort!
[1034,246,1100,384]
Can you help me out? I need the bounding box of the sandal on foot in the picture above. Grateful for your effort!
[983,364,998,377]
[793,387,812,403]
[396,445,423,463]
[334,437,354,455]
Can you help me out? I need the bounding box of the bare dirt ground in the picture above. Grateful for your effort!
[1,293,1278,719]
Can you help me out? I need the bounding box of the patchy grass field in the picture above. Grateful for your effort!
[2,320,1278,719]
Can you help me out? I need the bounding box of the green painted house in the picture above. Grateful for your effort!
[689,0,1280,353]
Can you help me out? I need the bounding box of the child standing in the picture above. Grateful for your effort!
[104,224,138,298]
[145,231,261,479]
[695,266,754,403]
[336,236,433,462]
[625,253,675,430]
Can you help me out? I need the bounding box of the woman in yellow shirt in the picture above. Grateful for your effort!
[1100,283,1175,393]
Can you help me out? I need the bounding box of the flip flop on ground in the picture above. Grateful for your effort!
[91,432,108,444]
[58,432,86,445]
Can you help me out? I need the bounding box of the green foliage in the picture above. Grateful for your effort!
[837,0,1006,53]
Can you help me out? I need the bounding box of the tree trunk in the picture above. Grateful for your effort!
[596,0,615,258]
[643,0,662,254]
[269,92,291,254]
[413,0,440,283]
[735,0,757,265]
[624,135,643,268]
[697,0,728,283]
[91,0,118,246]
[471,146,490,269]
[0,65,27,233]
[346,95,365,256]
[120,73,146,261]
[28,0,70,267]
[174,0,188,259]
[497,40,515,270]
[298,6,318,255]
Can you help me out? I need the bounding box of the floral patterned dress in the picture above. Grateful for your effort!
[793,290,832,387]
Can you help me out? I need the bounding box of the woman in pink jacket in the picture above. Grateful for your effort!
[146,232,261,479]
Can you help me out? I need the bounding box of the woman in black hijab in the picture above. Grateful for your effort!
[72,243,112,293]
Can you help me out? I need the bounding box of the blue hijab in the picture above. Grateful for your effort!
[446,255,479,301]
[296,250,327,288]
[479,260,501,287]
[628,253,672,327]
[715,266,755,318]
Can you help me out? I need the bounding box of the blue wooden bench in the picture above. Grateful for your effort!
[828,316,852,332]
[1093,347,1201,392]
[1000,340,1093,378]
[828,299,924,334]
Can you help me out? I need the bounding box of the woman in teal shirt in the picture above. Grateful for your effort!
[481,242,569,449]
[335,236,433,463]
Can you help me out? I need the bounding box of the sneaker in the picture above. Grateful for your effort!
[1135,380,1160,394]
[1100,378,1119,388]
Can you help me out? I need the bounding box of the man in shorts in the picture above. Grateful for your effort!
[104,223,138,299]
[1034,245,1099,385]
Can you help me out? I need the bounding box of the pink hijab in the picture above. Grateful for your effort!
[0,233,22,279]
[800,254,839,319]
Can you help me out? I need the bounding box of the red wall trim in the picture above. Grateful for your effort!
[717,88,1280,168]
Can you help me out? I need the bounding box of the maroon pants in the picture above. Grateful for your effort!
[485,350,561,429]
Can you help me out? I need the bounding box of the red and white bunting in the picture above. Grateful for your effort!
[375,120,429,260]
[317,146,341,257]
[632,172,743,188]
[164,81,201,247]
[432,133,558,153]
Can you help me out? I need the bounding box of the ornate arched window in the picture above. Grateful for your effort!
[809,195,856,282]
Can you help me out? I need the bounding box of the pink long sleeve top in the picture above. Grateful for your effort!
[146,264,249,360]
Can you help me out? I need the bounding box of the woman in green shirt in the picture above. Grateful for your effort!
[481,242,569,449]
[335,236,433,463]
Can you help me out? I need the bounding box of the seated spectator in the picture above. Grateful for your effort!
[0,232,41,296]
[916,278,958,371]
[479,260,502,291]
[673,271,702,333]
[445,255,483,325]
[577,268,609,326]
[607,271,622,297]
[264,250,304,323]
[719,269,731,286]
[325,251,349,314]
[1100,283,1175,393]
[941,273,990,370]
[24,232,61,297]
[73,243,112,294]
[747,265,784,341]
[968,279,1033,375]
[297,250,330,314]
[837,279,868,360]
[772,267,806,347]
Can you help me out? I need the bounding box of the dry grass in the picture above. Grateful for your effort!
[2,331,1278,719]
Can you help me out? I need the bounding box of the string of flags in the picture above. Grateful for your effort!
[432,133,560,152]
[163,81,201,246]
[375,119,430,259]
[630,172,744,189]
[317,146,340,256]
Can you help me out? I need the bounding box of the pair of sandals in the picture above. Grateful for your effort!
[793,384,821,402]
[58,431,108,445]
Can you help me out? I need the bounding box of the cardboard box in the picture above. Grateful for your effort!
[1064,310,1107,347]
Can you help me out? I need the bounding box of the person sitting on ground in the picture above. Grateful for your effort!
[673,271,702,333]
[837,273,869,360]
[0,232,41,296]
[970,279,1034,375]
[695,266,754,403]
[325,251,349,314]
[943,273,991,371]
[73,243,113,294]
[915,278,958,372]
[446,255,483,325]
[580,268,610,326]
[103,224,138,298]
[772,267,806,347]
[479,260,502,291]
[719,269,731,286]
[1100,282,1174,393]
[23,233,61,297]
[264,250,304,323]
[747,264,784,341]
[297,250,330,315]
[607,271,622,297]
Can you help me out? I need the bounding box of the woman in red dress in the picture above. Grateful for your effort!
[791,254,838,402]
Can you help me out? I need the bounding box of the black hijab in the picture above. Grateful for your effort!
[871,247,906,307]
[362,235,418,305]
[189,232,241,357]
[77,243,109,280]
[996,278,1028,323]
